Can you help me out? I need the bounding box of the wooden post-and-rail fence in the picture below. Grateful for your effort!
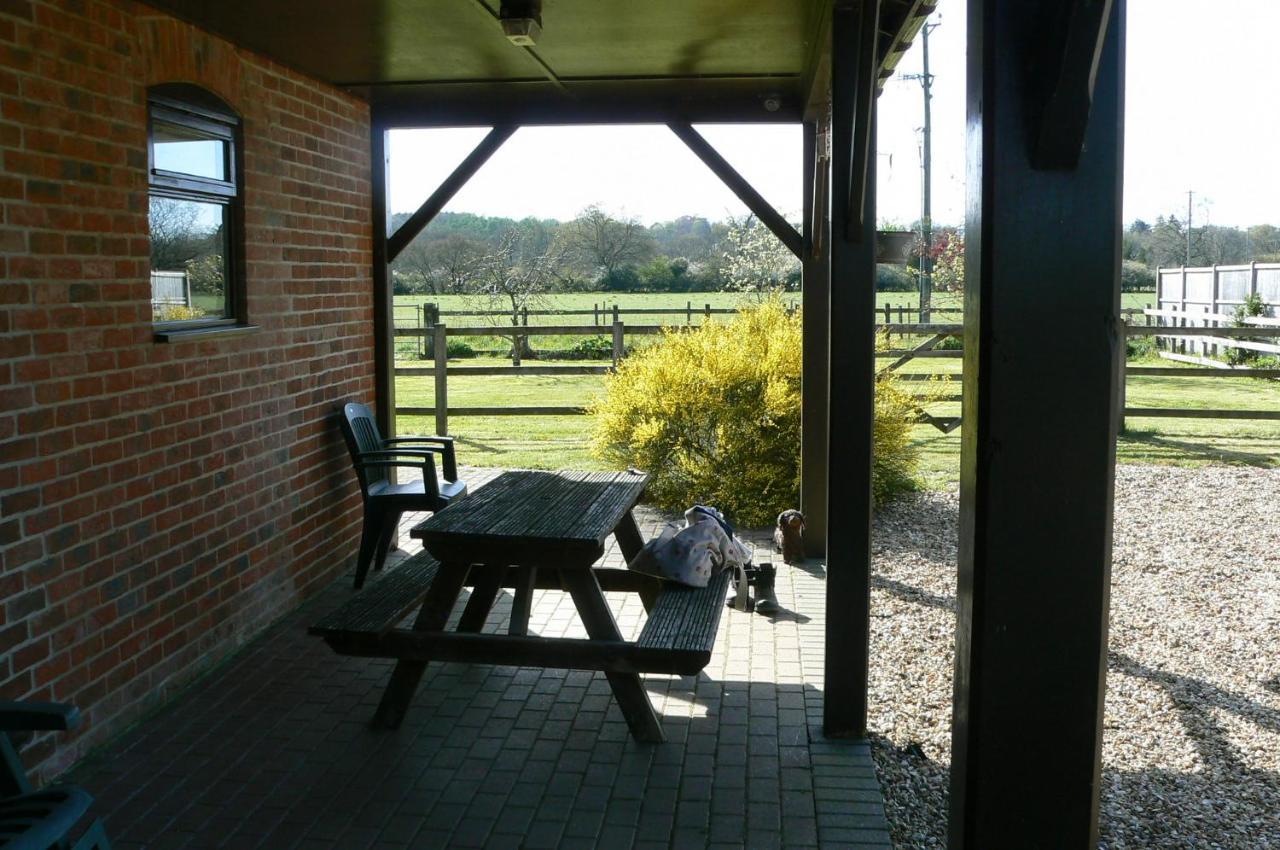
[392,317,1280,437]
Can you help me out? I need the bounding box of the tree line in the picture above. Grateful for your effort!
[389,207,801,297]
[1125,217,1280,270]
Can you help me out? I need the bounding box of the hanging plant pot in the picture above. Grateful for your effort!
[876,230,917,265]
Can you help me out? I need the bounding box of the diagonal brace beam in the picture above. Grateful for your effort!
[1030,0,1113,170]
[668,122,803,259]
[387,125,517,262]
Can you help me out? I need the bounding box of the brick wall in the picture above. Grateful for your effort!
[0,0,374,777]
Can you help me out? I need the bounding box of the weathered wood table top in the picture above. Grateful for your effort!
[411,469,649,567]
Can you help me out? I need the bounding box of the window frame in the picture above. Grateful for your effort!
[147,86,249,338]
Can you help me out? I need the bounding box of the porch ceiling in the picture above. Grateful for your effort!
[141,0,932,124]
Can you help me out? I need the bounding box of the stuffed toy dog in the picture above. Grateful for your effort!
[774,509,805,565]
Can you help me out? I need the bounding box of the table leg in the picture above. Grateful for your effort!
[371,560,470,730]
[613,511,646,564]
[458,564,504,633]
[509,565,538,636]
[560,569,664,743]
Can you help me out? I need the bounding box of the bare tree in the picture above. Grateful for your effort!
[148,197,203,271]
[471,226,567,365]
[393,234,482,295]
[564,205,655,287]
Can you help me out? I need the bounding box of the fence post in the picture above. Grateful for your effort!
[594,302,599,326]
[433,322,448,436]
[612,320,624,368]
[883,303,891,326]
[1251,261,1259,301]
[1211,265,1220,356]
[416,304,425,360]
[522,306,529,326]
[612,304,620,325]
[705,303,711,322]
[1117,318,1127,433]
[687,300,692,325]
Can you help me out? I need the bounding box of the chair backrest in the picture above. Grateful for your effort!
[340,402,387,496]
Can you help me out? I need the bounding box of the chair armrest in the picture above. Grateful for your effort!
[353,459,441,499]
[384,435,453,445]
[358,449,445,461]
[0,701,80,733]
[382,436,457,480]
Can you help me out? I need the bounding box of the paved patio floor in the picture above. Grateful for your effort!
[72,469,891,849]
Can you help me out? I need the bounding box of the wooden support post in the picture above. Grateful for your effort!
[371,125,396,436]
[948,0,1125,846]
[687,300,692,325]
[612,321,624,368]
[433,322,448,437]
[824,0,878,739]
[705,303,712,321]
[612,304,620,324]
[801,118,830,556]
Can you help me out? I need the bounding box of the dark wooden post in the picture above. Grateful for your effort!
[612,321,624,368]
[824,0,878,738]
[371,124,396,436]
[801,118,830,556]
[949,1,1125,846]
[433,323,448,436]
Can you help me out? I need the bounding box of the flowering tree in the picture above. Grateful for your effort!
[721,216,800,296]
[930,230,965,293]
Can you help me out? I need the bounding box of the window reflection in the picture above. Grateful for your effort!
[153,121,226,181]
[149,197,229,322]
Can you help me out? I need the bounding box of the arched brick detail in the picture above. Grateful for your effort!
[136,16,242,109]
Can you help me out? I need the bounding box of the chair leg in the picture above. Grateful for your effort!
[373,511,401,575]
[354,506,385,590]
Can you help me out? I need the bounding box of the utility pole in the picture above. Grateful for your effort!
[901,21,939,323]
[1186,190,1193,266]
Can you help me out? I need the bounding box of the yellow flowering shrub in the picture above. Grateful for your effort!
[591,298,927,527]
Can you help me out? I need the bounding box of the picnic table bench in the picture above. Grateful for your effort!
[310,470,731,743]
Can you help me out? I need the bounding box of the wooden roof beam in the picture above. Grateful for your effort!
[386,125,517,262]
[1030,0,1114,169]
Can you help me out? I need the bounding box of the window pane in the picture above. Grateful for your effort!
[149,197,230,322]
[153,121,227,181]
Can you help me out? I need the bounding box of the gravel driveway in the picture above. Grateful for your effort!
[867,464,1280,849]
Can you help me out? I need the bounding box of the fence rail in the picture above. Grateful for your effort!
[392,313,1280,435]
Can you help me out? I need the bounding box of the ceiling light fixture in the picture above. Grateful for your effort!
[500,0,542,46]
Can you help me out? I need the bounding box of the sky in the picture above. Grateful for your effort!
[388,0,1280,230]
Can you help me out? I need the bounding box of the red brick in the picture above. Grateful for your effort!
[1,0,372,784]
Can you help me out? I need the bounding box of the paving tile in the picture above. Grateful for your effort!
[69,469,889,849]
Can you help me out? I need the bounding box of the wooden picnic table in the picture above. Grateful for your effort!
[310,469,731,743]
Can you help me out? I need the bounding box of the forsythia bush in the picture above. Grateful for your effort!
[590,298,926,527]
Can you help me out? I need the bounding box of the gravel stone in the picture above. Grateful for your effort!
[866,464,1280,849]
